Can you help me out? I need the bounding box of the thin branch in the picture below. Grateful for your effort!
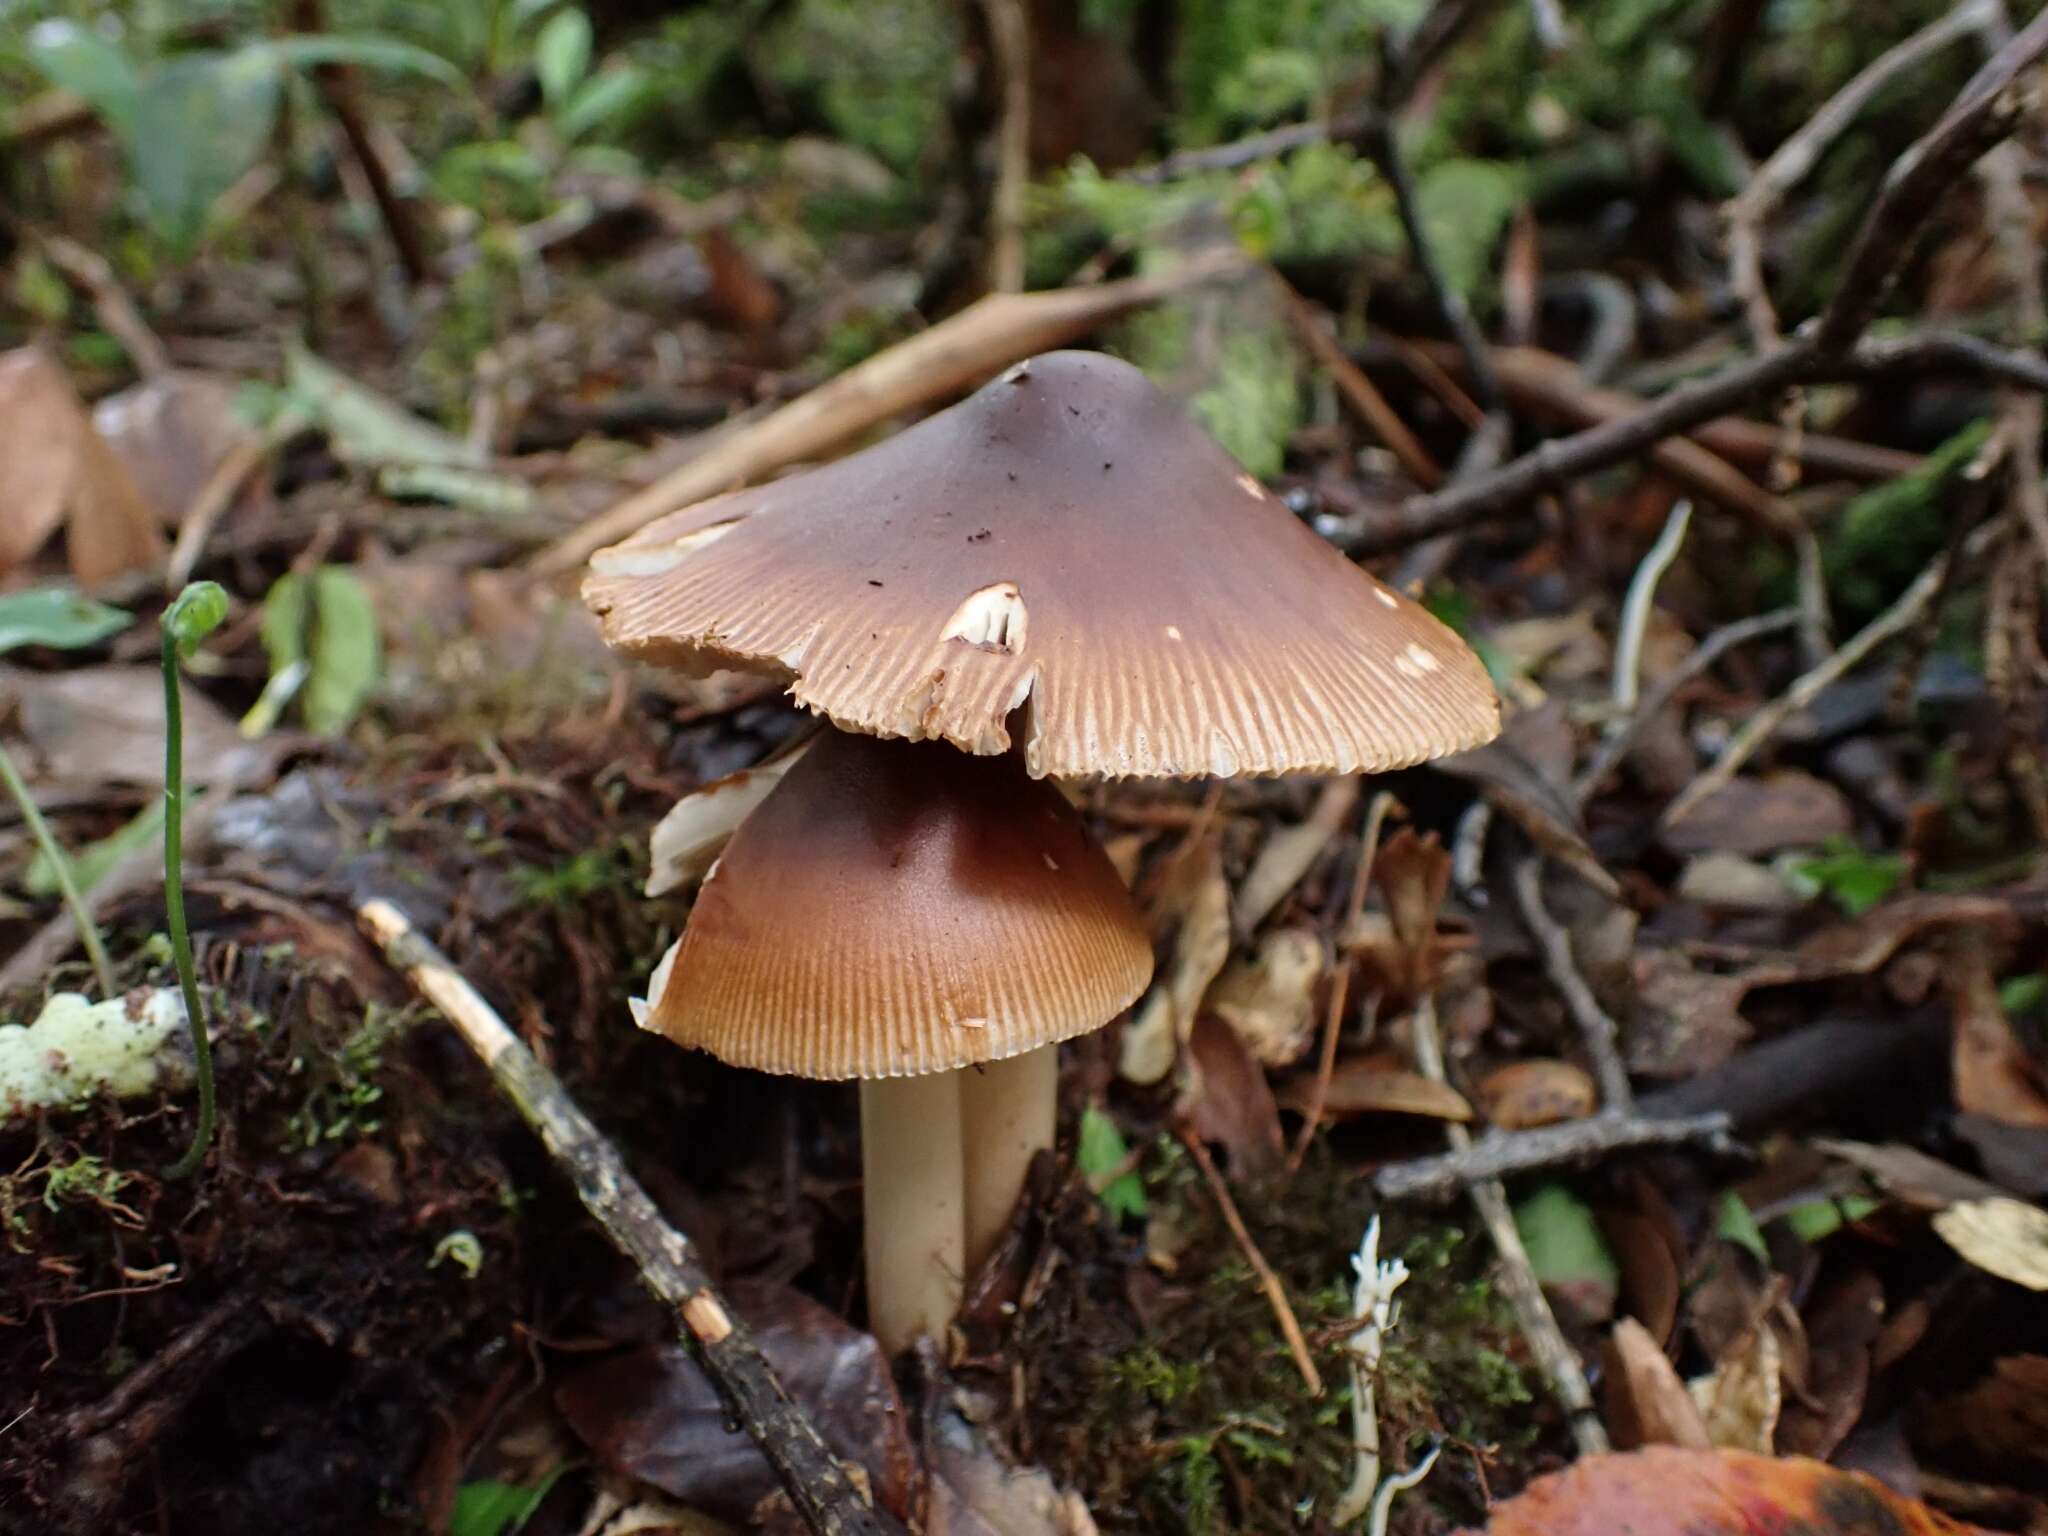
[1352,325,2048,554]
[1178,1126,1323,1395]
[1610,498,1693,720]
[1573,606,1802,804]
[1724,0,1996,346]
[1288,789,1397,1172]
[978,0,1031,294]
[1373,1110,1740,1202]
[1663,517,2009,827]
[357,899,900,1536]
[1355,14,2048,555]
[1280,283,1443,487]
[1122,109,1380,186]
[1360,115,1506,421]
[36,232,171,378]
[1508,855,1633,1112]
[1817,3,2048,354]
[1408,995,1607,1454]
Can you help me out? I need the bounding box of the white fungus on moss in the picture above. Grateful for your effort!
[0,989,192,1123]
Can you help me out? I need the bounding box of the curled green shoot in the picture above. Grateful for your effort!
[161,582,228,1180]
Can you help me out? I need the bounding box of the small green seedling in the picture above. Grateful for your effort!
[162,581,228,1179]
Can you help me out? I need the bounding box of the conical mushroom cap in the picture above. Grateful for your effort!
[584,350,1499,779]
[647,729,1154,1079]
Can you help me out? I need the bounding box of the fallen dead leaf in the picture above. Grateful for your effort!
[92,369,262,526]
[1179,1013,1285,1177]
[1777,1271,1882,1462]
[1628,949,1755,1078]
[1435,704,1620,899]
[1204,926,1323,1068]
[1475,1058,1597,1128]
[926,1396,1099,1536]
[1455,1446,1990,1534]
[1948,943,2048,1129]
[1814,1140,2009,1211]
[1279,1054,1472,1122]
[1761,896,2020,987]
[1661,770,1854,858]
[1233,776,1357,935]
[555,1280,914,1523]
[1603,1316,1711,1450]
[3,664,270,788]
[1931,1198,2048,1291]
[0,346,164,587]
[1915,1355,2048,1483]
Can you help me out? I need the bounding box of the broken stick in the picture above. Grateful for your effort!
[357,898,901,1536]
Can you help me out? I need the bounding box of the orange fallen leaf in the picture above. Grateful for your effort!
[1459,1447,1989,1535]
[1475,1058,1597,1128]
[1279,1054,1472,1122]
[0,346,164,588]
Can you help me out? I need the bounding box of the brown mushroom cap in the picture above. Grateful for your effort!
[584,350,1499,779]
[647,728,1153,1078]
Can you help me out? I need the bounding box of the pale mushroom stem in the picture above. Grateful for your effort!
[960,1045,1058,1275]
[859,1073,966,1355]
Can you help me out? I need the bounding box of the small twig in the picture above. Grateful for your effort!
[1373,1110,1740,1202]
[1288,790,1397,1172]
[1407,995,1607,1453]
[358,898,899,1536]
[1359,10,2048,556]
[1280,283,1443,488]
[1610,499,1692,720]
[35,232,171,378]
[1664,517,2008,826]
[1508,854,1632,1112]
[1123,108,1381,185]
[978,0,1030,294]
[1361,116,1505,422]
[1573,606,1801,804]
[1724,0,1994,347]
[1177,1126,1323,1396]
[166,433,279,590]
[1817,3,2048,355]
[0,742,115,997]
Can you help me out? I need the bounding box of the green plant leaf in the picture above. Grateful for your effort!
[261,569,379,737]
[26,20,142,138]
[162,581,228,659]
[130,51,282,251]
[1784,838,1908,916]
[1514,1182,1618,1320]
[284,343,483,468]
[262,34,461,83]
[0,589,130,657]
[26,800,163,899]
[559,65,648,141]
[1077,1104,1147,1221]
[1714,1190,1771,1265]
[1415,157,1522,301]
[449,1471,563,1536]
[535,8,594,111]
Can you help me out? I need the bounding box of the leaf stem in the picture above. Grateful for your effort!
[162,623,212,1178]
[0,740,116,997]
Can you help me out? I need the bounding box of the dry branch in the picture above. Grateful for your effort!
[1373,1111,1740,1202]
[358,898,901,1536]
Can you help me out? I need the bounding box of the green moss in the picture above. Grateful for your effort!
[1034,1140,1546,1532]
[757,0,956,174]
[1825,417,1991,625]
